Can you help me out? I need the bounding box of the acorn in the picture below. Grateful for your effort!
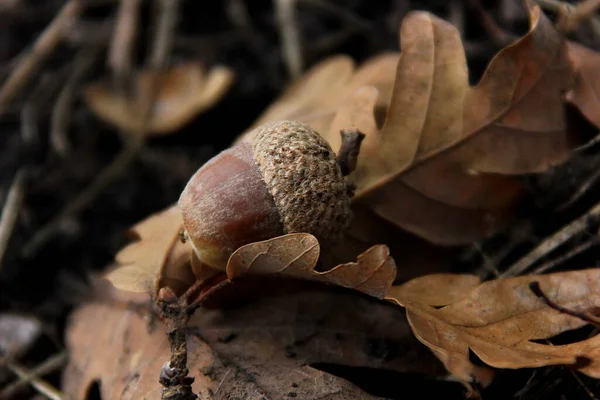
[178,120,363,270]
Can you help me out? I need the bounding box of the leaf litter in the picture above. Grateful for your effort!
[62,0,600,399]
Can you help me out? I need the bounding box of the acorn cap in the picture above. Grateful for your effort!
[251,120,352,244]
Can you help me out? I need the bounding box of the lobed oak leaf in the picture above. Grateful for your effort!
[386,269,600,389]
[226,233,396,299]
[83,62,234,135]
[341,1,578,245]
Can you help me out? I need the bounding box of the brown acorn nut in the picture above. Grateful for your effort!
[178,120,357,270]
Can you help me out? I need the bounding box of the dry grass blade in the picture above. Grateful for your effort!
[0,0,81,114]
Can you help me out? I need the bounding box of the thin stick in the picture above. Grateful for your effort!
[0,170,27,272]
[537,0,600,34]
[501,202,600,277]
[51,46,102,156]
[0,0,81,114]
[529,282,600,327]
[108,0,141,85]
[5,362,65,400]
[0,352,67,399]
[530,237,598,275]
[149,0,179,69]
[336,129,365,176]
[275,0,303,80]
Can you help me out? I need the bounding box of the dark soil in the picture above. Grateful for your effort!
[0,0,599,399]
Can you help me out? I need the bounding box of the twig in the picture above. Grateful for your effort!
[5,362,65,400]
[275,0,303,80]
[569,369,600,400]
[501,201,600,277]
[149,0,179,69]
[530,237,599,275]
[537,0,600,34]
[0,0,81,114]
[51,46,102,157]
[108,0,141,85]
[0,170,27,272]
[336,129,365,176]
[529,282,600,327]
[298,0,374,34]
[0,352,67,399]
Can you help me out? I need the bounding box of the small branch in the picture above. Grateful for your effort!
[51,46,102,157]
[0,0,81,114]
[275,0,303,80]
[0,170,27,272]
[530,237,599,275]
[0,352,67,399]
[5,361,66,400]
[336,129,365,176]
[157,288,197,400]
[108,0,141,85]
[537,0,600,35]
[529,281,600,327]
[501,201,600,277]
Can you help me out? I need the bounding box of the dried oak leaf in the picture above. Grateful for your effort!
[64,282,447,399]
[329,2,578,245]
[226,233,396,299]
[565,40,600,128]
[83,63,234,135]
[386,269,600,389]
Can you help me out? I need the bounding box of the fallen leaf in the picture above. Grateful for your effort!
[64,281,449,400]
[104,205,197,296]
[386,269,600,388]
[565,40,600,128]
[226,233,397,299]
[83,63,234,135]
[343,2,578,245]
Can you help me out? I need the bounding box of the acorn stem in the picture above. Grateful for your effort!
[336,129,366,176]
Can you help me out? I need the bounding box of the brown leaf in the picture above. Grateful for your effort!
[64,281,445,400]
[225,233,397,299]
[566,40,600,128]
[386,269,600,387]
[340,2,578,245]
[83,63,234,135]
[104,205,197,296]
[246,53,398,144]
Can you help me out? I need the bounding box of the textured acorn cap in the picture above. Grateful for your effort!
[251,120,353,244]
